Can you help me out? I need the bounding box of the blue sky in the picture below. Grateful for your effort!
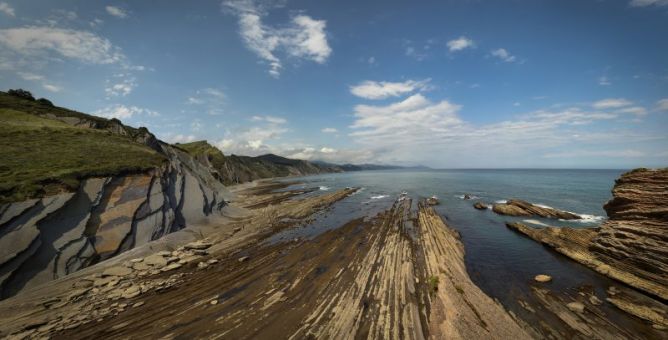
[1,0,667,168]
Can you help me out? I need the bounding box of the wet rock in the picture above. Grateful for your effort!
[473,202,488,210]
[589,295,602,305]
[197,262,209,269]
[132,301,145,308]
[210,299,218,305]
[566,302,585,313]
[238,256,250,263]
[534,274,552,283]
[207,259,219,264]
[492,199,580,219]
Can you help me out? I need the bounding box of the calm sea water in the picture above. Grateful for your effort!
[270,169,659,334]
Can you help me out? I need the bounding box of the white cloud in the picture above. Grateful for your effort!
[93,104,158,120]
[0,27,124,64]
[223,0,331,77]
[447,36,474,52]
[186,88,225,115]
[18,72,61,92]
[251,115,287,124]
[347,93,660,167]
[321,127,338,133]
[592,98,632,109]
[350,79,430,100]
[106,6,128,19]
[0,2,15,17]
[598,76,611,86]
[543,149,646,158]
[167,134,197,143]
[491,48,516,62]
[656,98,668,111]
[616,106,647,116]
[105,77,136,97]
[42,83,61,92]
[629,0,668,7]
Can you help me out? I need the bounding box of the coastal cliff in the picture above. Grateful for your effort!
[506,168,668,301]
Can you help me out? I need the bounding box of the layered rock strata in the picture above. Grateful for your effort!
[493,199,581,219]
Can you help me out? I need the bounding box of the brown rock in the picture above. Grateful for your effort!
[102,266,133,277]
[473,202,488,210]
[534,274,552,283]
[493,199,580,219]
[567,302,585,313]
[144,254,168,267]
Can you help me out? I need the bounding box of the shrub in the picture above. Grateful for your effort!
[8,89,35,101]
[37,98,54,107]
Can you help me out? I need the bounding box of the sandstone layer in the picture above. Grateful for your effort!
[493,199,581,219]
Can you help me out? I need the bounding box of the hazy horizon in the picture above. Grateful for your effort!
[1,0,667,168]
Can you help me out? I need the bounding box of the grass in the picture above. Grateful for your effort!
[427,275,440,295]
[176,141,226,170]
[0,108,165,203]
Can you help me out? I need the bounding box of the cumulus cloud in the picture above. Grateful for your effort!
[251,115,287,124]
[350,79,430,100]
[447,36,474,52]
[347,93,661,167]
[106,6,128,19]
[657,98,668,111]
[18,72,61,92]
[187,88,226,115]
[592,98,632,109]
[105,76,136,97]
[0,26,124,64]
[222,0,331,77]
[0,2,15,17]
[616,106,647,116]
[93,104,158,120]
[629,0,668,7]
[491,48,516,62]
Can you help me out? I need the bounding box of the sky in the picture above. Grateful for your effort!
[1,0,667,168]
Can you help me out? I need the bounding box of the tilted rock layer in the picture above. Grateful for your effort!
[508,168,668,300]
[0,143,229,299]
[493,199,581,219]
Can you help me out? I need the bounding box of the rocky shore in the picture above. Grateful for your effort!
[506,168,668,331]
[493,199,581,219]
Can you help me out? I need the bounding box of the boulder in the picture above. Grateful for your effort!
[534,274,552,283]
[473,202,488,210]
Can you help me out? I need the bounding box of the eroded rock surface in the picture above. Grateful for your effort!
[493,199,581,219]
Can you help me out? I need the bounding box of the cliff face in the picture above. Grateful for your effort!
[177,141,341,185]
[0,93,230,299]
[590,168,668,295]
[507,168,668,301]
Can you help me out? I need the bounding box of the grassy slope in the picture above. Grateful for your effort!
[0,108,165,203]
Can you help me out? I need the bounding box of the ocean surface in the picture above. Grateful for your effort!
[268,169,656,333]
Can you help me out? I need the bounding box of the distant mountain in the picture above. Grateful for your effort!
[313,160,430,172]
[176,144,342,185]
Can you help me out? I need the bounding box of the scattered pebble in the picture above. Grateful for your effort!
[567,302,585,313]
[534,274,552,283]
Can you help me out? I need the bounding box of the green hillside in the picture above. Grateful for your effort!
[0,92,165,203]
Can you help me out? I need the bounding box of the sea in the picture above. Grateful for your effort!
[268,169,658,335]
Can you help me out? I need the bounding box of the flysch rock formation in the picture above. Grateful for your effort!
[493,199,581,220]
[0,142,231,299]
[505,168,668,329]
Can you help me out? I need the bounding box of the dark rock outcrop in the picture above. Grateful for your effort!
[473,202,488,210]
[506,168,668,300]
[493,199,581,220]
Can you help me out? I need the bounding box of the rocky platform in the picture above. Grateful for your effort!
[505,168,668,331]
[0,184,531,339]
[493,199,581,220]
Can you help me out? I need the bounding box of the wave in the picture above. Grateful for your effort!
[523,219,549,227]
[370,195,388,200]
[319,186,330,191]
[456,195,480,200]
[494,199,507,204]
[565,214,606,223]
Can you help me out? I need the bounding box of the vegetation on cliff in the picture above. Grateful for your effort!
[0,91,165,203]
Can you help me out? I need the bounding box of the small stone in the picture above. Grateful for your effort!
[132,301,145,308]
[161,263,182,272]
[130,258,143,263]
[122,286,141,299]
[184,241,212,250]
[157,250,172,256]
[238,256,250,263]
[233,227,242,233]
[102,266,133,277]
[210,300,218,305]
[207,259,219,264]
[607,286,620,296]
[589,295,602,305]
[133,262,150,271]
[534,274,552,283]
[566,302,585,313]
[144,254,168,267]
[197,262,209,269]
